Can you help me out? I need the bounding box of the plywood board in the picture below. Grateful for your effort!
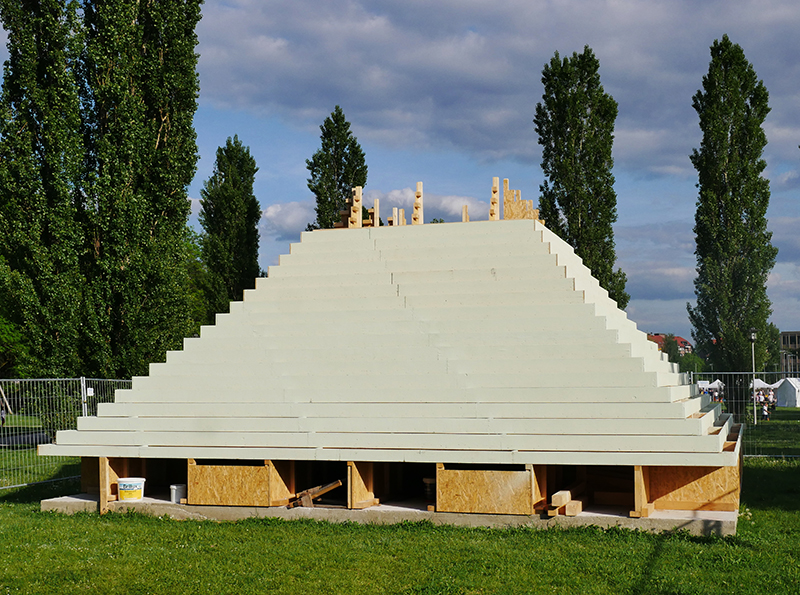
[188,459,276,507]
[436,464,534,515]
[649,463,740,512]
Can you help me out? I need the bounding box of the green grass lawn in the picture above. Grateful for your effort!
[2,413,41,428]
[0,449,80,489]
[743,407,800,456]
[0,459,798,594]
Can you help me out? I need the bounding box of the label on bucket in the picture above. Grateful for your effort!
[118,477,145,500]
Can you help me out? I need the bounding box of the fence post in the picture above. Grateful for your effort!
[80,376,88,417]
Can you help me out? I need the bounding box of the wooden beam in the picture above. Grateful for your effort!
[630,465,652,517]
[99,456,109,514]
[412,182,423,225]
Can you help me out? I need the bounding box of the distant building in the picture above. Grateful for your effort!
[647,333,693,356]
[780,331,800,374]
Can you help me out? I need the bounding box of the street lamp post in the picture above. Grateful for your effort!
[750,328,757,426]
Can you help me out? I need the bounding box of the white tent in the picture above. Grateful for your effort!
[749,378,772,390]
[774,378,800,408]
[698,379,724,392]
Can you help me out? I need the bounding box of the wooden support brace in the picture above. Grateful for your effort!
[370,198,380,227]
[630,465,652,518]
[412,182,423,225]
[287,479,343,509]
[347,461,379,509]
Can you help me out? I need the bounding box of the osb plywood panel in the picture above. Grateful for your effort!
[649,464,740,512]
[188,460,271,507]
[437,467,533,515]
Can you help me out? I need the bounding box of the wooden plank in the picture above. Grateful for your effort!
[99,456,110,514]
[648,464,741,512]
[565,498,586,517]
[489,178,500,220]
[547,504,566,517]
[630,465,651,518]
[551,489,572,508]
[188,459,273,507]
[436,464,534,515]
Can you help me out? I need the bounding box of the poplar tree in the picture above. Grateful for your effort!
[306,106,368,229]
[200,135,262,317]
[81,0,202,377]
[0,0,84,377]
[534,46,629,309]
[687,35,778,372]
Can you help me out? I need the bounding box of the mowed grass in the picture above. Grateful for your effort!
[744,407,800,456]
[0,459,798,595]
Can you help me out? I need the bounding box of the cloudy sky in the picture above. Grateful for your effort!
[12,1,800,342]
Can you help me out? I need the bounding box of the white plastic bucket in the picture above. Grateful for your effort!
[117,477,145,501]
[170,484,187,503]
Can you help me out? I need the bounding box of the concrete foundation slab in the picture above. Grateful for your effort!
[41,494,737,537]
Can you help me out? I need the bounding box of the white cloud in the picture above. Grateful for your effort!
[197,0,800,171]
[261,201,315,242]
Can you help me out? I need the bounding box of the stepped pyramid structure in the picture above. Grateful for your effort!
[42,210,743,520]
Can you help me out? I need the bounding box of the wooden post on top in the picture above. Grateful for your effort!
[462,204,469,222]
[490,177,500,220]
[372,198,380,227]
[349,187,363,228]
[412,182,423,225]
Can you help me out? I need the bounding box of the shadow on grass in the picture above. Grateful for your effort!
[741,459,800,511]
[0,476,80,504]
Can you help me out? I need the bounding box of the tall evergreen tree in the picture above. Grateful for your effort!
[80,0,202,378]
[0,0,85,377]
[688,35,778,372]
[534,46,629,309]
[306,106,367,229]
[200,135,262,317]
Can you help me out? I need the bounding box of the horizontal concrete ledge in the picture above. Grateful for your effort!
[40,494,737,537]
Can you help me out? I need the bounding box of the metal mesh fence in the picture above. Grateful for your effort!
[0,378,130,491]
[692,371,800,457]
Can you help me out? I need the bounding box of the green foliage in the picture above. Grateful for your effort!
[0,277,28,378]
[200,135,262,318]
[534,46,629,309]
[183,229,212,336]
[0,1,202,379]
[430,218,445,224]
[79,0,202,378]
[306,106,368,230]
[661,334,681,364]
[679,351,707,374]
[688,35,778,373]
[0,0,85,378]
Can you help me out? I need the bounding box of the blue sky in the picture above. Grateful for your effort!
[8,1,800,342]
